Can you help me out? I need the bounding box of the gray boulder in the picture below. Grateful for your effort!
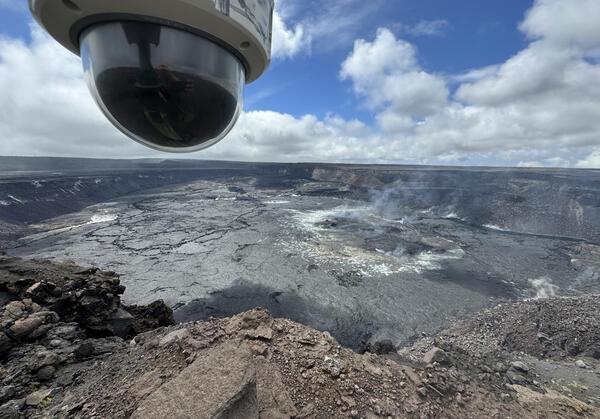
[510,361,529,373]
[423,347,449,365]
[131,342,258,419]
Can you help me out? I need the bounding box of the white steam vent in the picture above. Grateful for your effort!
[528,276,559,299]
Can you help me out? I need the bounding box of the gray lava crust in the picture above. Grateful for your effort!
[2,158,600,351]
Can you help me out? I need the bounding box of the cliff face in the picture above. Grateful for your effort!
[0,257,598,418]
[4,158,600,243]
[0,158,318,228]
[311,166,600,243]
[0,256,175,419]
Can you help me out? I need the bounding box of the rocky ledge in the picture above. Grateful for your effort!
[0,256,174,418]
[0,257,599,418]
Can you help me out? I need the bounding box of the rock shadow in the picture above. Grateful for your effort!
[174,279,378,352]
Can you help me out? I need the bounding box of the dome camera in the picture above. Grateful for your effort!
[28,0,274,153]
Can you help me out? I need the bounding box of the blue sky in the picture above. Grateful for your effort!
[248,0,531,122]
[1,0,600,168]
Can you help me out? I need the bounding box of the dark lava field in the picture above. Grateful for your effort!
[2,157,600,350]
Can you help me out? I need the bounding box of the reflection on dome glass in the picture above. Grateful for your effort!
[80,21,245,152]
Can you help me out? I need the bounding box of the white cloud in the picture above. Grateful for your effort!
[0,25,382,163]
[451,65,502,84]
[518,157,571,168]
[340,29,418,89]
[270,0,380,60]
[575,149,600,168]
[271,5,307,59]
[2,0,600,168]
[442,0,600,161]
[397,19,449,37]
[336,0,600,166]
[520,0,600,50]
[0,26,143,158]
[275,0,381,54]
[340,29,448,119]
[381,72,448,118]
[456,42,576,106]
[202,111,380,163]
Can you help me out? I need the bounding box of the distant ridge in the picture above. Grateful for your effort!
[0,156,189,172]
[1,155,597,173]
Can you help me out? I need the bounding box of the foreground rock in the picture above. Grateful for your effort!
[0,256,174,418]
[0,257,598,418]
[399,294,600,413]
[26,306,597,419]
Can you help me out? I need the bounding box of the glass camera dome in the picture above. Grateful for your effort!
[80,21,245,152]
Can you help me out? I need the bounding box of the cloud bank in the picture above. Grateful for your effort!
[1,0,600,167]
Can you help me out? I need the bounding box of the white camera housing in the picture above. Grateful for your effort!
[29,0,275,152]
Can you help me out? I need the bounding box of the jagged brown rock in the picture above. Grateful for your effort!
[27,305,597,418]
[0,257,175,418]
[132,342,259,419]
[0,256,173,342]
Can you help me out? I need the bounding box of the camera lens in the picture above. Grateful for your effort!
[80,21,245,152]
